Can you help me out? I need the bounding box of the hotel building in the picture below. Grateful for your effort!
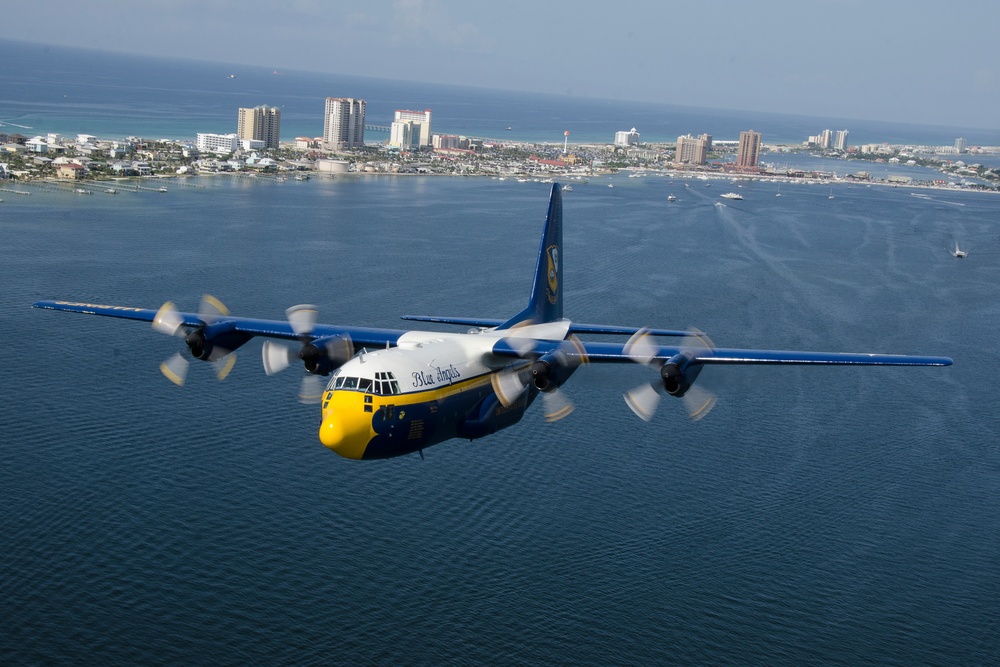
[615,128,640,147]
[834,129,850,151]
[237,105,281,149]
[196,132,240,153]
[324,97,366,150]
[675,133,712,165]
[389,109,432,149]
[737,130,761,170]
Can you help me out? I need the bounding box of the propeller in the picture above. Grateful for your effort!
[623,328,717,422]
[491,334,588,422]
[152,295,237,386]
[261,304,353,404]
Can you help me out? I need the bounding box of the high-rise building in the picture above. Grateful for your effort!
[237,105,281,149]
[737,130,761,170]
[955,137,967,153]
[819,129,833,149]
[390,109,432,149]
[614,128,640,146]
[324,98,366,149]
[675,133,712,165]
[834,129,850,151]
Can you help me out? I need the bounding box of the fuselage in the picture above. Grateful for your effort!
[318,329,535,459]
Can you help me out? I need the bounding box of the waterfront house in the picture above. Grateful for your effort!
[56,163,85,179]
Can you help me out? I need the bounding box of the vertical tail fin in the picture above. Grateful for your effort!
[499,183,563,329]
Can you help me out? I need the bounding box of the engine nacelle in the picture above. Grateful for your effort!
[529,350,578,392]
[185,321,252,362]
[660,353,704,397]
[300,335,353,375]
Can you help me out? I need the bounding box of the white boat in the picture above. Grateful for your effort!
[563,185,572,191]
[158,187,168,193]
[720,192,743,200]
[667,194,677,202]
[828,189,835,199]
[105,188,118,194]
[951,242,968,258]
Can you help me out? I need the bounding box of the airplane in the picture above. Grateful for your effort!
[32,183,952,460]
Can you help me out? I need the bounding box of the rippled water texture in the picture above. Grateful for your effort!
[2,175,998,665]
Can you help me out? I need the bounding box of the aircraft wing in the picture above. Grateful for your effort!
[492,338,953,367]
[31,300,408,348]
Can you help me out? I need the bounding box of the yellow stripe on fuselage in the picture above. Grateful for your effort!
[319,373,494,459]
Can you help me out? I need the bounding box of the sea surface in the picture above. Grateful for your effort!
[2,172,999,666]
[2,39,1000,147]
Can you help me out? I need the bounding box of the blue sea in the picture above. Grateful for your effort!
[2,39,1000,147]
[3,41,1000,666]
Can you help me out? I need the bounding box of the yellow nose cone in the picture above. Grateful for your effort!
[318,398,370,460]
[319,415,344,449]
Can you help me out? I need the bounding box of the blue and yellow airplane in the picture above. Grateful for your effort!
[33,183,952,460]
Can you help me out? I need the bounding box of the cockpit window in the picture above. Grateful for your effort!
[329,371,399,395]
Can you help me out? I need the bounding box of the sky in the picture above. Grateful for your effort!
[8,0,1000,131]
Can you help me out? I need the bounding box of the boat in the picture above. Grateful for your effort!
[563,185,572,191]
[506,126,513,131]
[720,192,743,200]
[295,174,310,181]
[158,187,168,193]
[74,188,91,195]
[828,189,835,199]
[714,202,726,207]
[951,242,968,259]
[105,187,117,194]
[667,194,677,202]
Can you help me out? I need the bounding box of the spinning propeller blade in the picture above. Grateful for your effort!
[298,375,323,404]
[286,304,317,336]
[160,352,190,387]
[152,301,184,337]
[262,340,296,376]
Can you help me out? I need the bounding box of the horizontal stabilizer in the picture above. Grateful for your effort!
[401,315,690,338]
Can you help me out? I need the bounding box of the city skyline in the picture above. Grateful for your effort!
[4,2,999,132]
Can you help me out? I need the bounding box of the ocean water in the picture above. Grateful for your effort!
[3,39,1000,147]
[2,172,999,665]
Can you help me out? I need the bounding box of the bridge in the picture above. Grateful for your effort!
[364,124,390,133]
